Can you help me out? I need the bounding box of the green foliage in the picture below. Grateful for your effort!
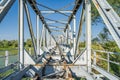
[102,41,120,52]
[92,41,104,50]
[0,39,33,49]
[91,2,99,21]
[110,63,120,77]
[78,42,85,48]
[0,41,4,48]
[0,40,18,48]
[25,39,32,47]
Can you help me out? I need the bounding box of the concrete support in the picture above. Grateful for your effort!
[43,24,45,48]
[5,51,9,66]
[37,15,40,56]
[73,15,76,59]
[85,0,91,73]
[19,0,24,69]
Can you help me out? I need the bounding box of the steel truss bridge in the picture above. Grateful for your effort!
[0,0,120,80]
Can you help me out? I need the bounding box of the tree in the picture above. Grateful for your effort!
[12,40,18,48]
[2,40,9,48]
[92,37,100,43]
[0,41,4,48]
[95,27,110,43]
[26,39,32,47]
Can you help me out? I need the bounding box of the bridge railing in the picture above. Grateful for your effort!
[92,50,120,77]
[0,61,19,79]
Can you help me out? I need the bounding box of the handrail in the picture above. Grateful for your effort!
[0,61,19,73]
[92,49,120,77]
[93,49,120,56]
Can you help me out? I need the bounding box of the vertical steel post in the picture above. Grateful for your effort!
[48,31,51,47]
[49,31,52,47]
[19,0,24,69]
[40,24,42,48]
[65,30,67,44]
[73,15,76,59]
[40,24,44,48]
[93,51,96,65]
[43,24,45,48]
[48,32,51,47]
[85,0,91,73]
[5,51,9,66]
[66,27,68,44]
[67,27,69,44]
[45,28,47,47]
[68,24,71,45]
[37,15,40,56]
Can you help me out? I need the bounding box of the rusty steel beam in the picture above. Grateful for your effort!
[64,0,83,32]
[27,0,51,33]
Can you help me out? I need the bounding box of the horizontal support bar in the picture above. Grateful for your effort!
[41,10,73,13]
[48,25,65,28]
[51,29,63,32]
[46,21,68,24]
[49,27,64,30]
[93,50,120,56]
[96,57,120,66]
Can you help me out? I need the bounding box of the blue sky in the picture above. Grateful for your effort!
[0,0,104,41]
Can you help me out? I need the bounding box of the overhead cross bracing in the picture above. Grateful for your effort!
[0,0,120,80]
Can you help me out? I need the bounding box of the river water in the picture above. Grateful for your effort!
[0,55,18,68]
